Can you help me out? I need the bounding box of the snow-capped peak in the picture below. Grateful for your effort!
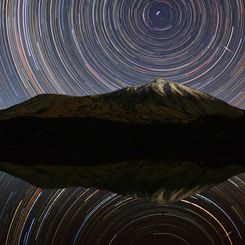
[146,79,209,98]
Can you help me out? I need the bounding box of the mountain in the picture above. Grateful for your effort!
[0,79,244,203]
[0,79,243,122]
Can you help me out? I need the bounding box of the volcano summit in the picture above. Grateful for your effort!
[0,79,243,122]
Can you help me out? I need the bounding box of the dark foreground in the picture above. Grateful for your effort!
[0,115,244,165]
[0,115,244,202]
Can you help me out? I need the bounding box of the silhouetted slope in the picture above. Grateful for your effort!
[0,79,243,122]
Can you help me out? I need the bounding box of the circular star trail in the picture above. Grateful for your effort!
[0,171,245,244]
[0,0,244,109]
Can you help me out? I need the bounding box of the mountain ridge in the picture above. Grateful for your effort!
[0,79,243,123]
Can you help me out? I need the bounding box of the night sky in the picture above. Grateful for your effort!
[0,0,244,109]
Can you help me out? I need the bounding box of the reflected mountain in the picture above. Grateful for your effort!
[1,170,245,244]
[0,79,244,203]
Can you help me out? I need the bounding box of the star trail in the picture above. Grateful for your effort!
[0,171,245,244]
[0,1,244,244]
[0,0,244,109]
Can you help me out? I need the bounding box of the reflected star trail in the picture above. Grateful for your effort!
[0,0,244,109]
[0,171,245,245]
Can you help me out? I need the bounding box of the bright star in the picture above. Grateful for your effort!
[223,45,233,53]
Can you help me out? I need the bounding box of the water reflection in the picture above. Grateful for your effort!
[0,171,245,244]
